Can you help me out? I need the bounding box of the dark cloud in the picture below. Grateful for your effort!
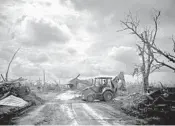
[71,0,129,15]
[37,1,52,6]
[71,0,173,18]
[67,48,77,55]
[108,46,139,73]
[15,17,71,47]
[71,0,175,35]
[28,53,50,63]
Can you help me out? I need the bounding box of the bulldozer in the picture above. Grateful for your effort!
[81,72,126,102]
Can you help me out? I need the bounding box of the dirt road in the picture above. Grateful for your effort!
[14,90,141,125]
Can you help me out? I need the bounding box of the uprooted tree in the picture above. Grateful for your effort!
[118,10,174,92]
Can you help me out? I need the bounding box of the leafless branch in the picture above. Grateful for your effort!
[152,10,160,45]
[0,77,25,85]
[116,28,128,32]
[150,64,163,73]
[154,58,175,72]
[146,43,175,63]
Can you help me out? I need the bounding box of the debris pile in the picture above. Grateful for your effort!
[121,85,175,118]
[120,92,149,117]
[0,77,44,124]
[0,78,27,98]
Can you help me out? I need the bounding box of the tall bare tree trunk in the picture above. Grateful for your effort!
[143,74,149,92]
[5,48,20,81]
[119,11,162,93]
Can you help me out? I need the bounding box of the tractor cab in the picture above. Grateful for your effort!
[93,77,113,92]
[94,77,112,85]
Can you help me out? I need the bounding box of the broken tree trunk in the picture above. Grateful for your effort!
[0,77,25,85]
[1,74,5,81]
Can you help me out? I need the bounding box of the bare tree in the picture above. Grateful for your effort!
[120,10,175,72]
[5,48,20,81]
[119,11,162,92]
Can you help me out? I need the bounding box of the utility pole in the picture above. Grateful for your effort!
[38,77,41,84]
[43,70,45,85]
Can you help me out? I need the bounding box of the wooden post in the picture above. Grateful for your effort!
[43,70,45,85]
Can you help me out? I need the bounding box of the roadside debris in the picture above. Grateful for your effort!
[119,83,175,124]
[67,74,92,90]
[0,78,44,124]
[0,78,30,100]
[138,85,175,115]
[0,95,28,107]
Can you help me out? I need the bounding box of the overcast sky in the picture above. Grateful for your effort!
[0,0,174,83]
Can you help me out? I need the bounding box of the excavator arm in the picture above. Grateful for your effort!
[111,72,126,92]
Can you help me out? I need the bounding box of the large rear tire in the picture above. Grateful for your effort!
[87,94,95,102]
[103,91,113,101]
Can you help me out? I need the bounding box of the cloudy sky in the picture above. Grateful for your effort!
[0,0,175,83]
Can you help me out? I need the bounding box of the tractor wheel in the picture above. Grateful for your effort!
[103,91,113,101]
[87,94,94,102]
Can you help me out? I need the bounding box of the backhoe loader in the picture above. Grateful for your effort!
[81,72,126,102]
